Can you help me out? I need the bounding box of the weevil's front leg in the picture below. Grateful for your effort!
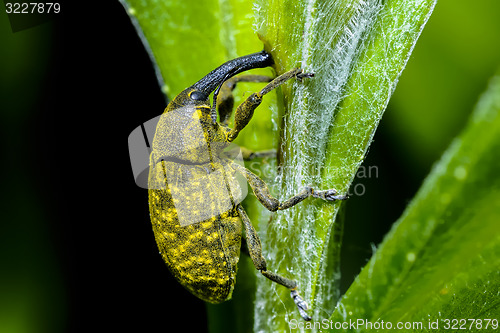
[236,204,312,321]
[227,68,313,142]
[232,163,347,212]
[217,75,272,125]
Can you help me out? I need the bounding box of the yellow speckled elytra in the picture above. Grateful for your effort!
[147,50,347,321]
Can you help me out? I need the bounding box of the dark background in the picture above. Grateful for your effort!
[1,1,499,332]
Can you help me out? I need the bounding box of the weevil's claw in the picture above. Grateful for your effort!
[312,188,349,202]
[326,190,349,201]
[291,289,312,321]
[296,71,315,81]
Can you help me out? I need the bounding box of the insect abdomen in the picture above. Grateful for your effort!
[148,184,242,303]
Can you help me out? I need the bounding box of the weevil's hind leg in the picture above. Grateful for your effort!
[217,75,272,126]
[232,163,348,212]
[236,204,312,321]
[227,68,313,141]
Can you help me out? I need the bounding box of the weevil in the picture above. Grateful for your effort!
[147,50,347,321]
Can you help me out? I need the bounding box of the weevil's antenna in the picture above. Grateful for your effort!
[210,70,237,124]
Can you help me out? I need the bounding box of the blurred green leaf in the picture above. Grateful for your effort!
[329,72,500,331]
[387,0,500,173]
[119,0,263,97]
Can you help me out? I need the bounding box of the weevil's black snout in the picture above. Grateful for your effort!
[192,50,274,97]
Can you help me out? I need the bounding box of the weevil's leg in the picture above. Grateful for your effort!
[236,204,312,321]
[219,146,276,162]
[227,68,313,142]
[217,75,272,126]
[232,163,347,212]
[240,147,277,160]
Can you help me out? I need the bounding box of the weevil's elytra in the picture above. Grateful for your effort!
[148,50,347,321]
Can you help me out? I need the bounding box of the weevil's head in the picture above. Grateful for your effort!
[168,50,274,112]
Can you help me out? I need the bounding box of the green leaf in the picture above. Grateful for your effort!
[118,0,264,97]
[328,72,500,331]
[253,0,436,330]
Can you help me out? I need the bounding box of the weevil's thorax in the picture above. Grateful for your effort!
[151,88,229,166]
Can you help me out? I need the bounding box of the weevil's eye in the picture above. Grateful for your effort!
[189,90,206,101]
